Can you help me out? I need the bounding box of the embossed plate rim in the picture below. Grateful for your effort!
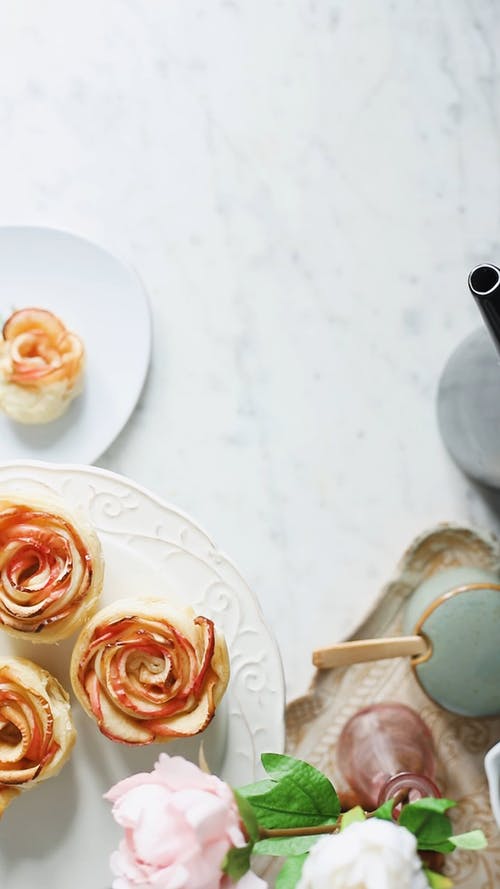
[0,458,286,779]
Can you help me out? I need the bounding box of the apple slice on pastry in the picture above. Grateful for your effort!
[0,307,85,424]
[0,656,76,816]
[70,598,230,745]
[0,494,104,642]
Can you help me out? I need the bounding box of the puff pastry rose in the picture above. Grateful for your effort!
[0,656,76,816]
[70,598,230,745]
[0,495,104,642]
[0,307,85,423]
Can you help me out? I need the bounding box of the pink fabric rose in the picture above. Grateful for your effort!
[105,754,267,889]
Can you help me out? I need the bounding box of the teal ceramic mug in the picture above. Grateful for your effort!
[402,566,500,717]
[313,566,500,718]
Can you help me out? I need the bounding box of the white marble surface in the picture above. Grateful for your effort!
[0,1,500,701]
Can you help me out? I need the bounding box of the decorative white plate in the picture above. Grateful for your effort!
[0,226,151,464]
[0,461,285,889]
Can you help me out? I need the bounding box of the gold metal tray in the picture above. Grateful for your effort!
[286,525,500,888]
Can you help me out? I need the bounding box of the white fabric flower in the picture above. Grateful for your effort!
[297,818,429,889]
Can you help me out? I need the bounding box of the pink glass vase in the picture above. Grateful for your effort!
[337,702,439,811]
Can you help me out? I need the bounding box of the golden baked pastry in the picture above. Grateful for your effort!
[70,598,230,744]
[0,307,85,423]
[0,656,76,816]
[0,495,104,642]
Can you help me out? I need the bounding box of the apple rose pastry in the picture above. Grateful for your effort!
[0,656,76,816]
[0,496,104,642]
[70,598,230,744]
[0,307,85,423]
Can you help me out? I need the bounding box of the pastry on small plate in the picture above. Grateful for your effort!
[0,655,76,816]
[70,598,230,745]
[0,307,85,423]
[0,494,104,642]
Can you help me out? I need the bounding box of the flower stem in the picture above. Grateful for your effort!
[259,821,341,839]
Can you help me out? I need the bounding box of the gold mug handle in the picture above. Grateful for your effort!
[312,635,429,669]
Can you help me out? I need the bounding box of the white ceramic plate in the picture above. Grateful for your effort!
[0,461,285,889]
[0,226,151,463]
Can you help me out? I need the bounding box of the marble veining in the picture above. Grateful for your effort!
[0,1,499,699]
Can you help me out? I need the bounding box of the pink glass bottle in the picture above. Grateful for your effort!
[337,702,440,812]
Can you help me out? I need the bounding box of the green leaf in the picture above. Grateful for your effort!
[238,780,276,798]
[275,854,307,889]
[399,804,453,852]
[422,841,456,853]
[221,844,252,882]
[246,787,339,829]
[244,754,340,828]
[406,798,456,814]
[254,835,321,856]
[449,830,487,850]
[234,790,260,843]
[423,869,453,888]
[341,806,366,829]
[260,754,339,813]
[372,799,395,821]
[261,753,299,780]
[260,753,311,780]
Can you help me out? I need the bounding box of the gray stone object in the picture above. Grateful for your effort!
[438,264,500,488]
